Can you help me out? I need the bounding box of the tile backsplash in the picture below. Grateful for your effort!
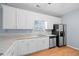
[0,29,32,36]
[0,29,52,36]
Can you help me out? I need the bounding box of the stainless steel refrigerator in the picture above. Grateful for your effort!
[52,24,66,47]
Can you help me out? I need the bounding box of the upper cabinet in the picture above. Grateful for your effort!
[46,16,61,29]
[17,9,35,29]
[2,5,61,29]
[33,13,61,29]
[17,9,29,29]
[2,5,17,29]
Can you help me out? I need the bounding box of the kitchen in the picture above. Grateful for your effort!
[0,3,79,56]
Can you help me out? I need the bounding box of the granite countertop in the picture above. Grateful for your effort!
[0,34,56,55]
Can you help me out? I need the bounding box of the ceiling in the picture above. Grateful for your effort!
[4,3,79,17]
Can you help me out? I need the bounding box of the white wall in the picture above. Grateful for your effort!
[62,9,79,49]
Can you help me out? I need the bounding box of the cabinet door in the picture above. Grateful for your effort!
[29,38,43,53]
[37,37,49,50]
[12,42,19,56]
[42,37,49,49]
[17,9,34,29]
[3,48,13,56]
[16,39,39,55]
[17,9,27,29]
[2,5,17,29]
[16,40,29,56]
[3,43,16,56]
[29,39,39,53]
[45,16,61,29]
[29,37,49,53]
[36,38,44,51]
[47,22,53,29]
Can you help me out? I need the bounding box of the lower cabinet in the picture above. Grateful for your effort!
[3,37,49,56]
[3,48,14,56]
[15,40,30,56]
[29,37,49,54]
[17,37,49,56]
[28,39,39,53]
[36,37,49,51]
[3,42,16,56]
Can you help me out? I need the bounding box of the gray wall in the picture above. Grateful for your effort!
[62,9,79,49]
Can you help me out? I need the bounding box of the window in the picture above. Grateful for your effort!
[34,20,45,32]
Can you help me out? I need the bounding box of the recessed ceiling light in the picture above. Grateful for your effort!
[36,5,40,8]
[48,3,52,5]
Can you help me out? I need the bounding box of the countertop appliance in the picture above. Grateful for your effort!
[52,24,66,47]
[49,35,56,48]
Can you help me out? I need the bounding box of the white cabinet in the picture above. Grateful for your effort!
[42,37,49,49]
[2,5,35,29]
[28,39,39,53]
[17,9,28,29]
[3,37,49,56]
[47,21,53,29]
[16,40,30,56]
[17,9,35,29]
[16,39,38,56]
[45,16,61,29]
[2,5,61,29]
[29,37,49,53]
[16,37,49,56]
[3,42,16,56]
[3,48,14,56]
[37,37,49,50]
[34,13,61,29]
[2,5,17,29]
[16,39,40,55]
[12,42,19,56]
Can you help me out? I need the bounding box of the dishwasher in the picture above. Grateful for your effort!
[49,36,56,48]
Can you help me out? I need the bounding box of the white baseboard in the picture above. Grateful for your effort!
[67,45,79,51]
